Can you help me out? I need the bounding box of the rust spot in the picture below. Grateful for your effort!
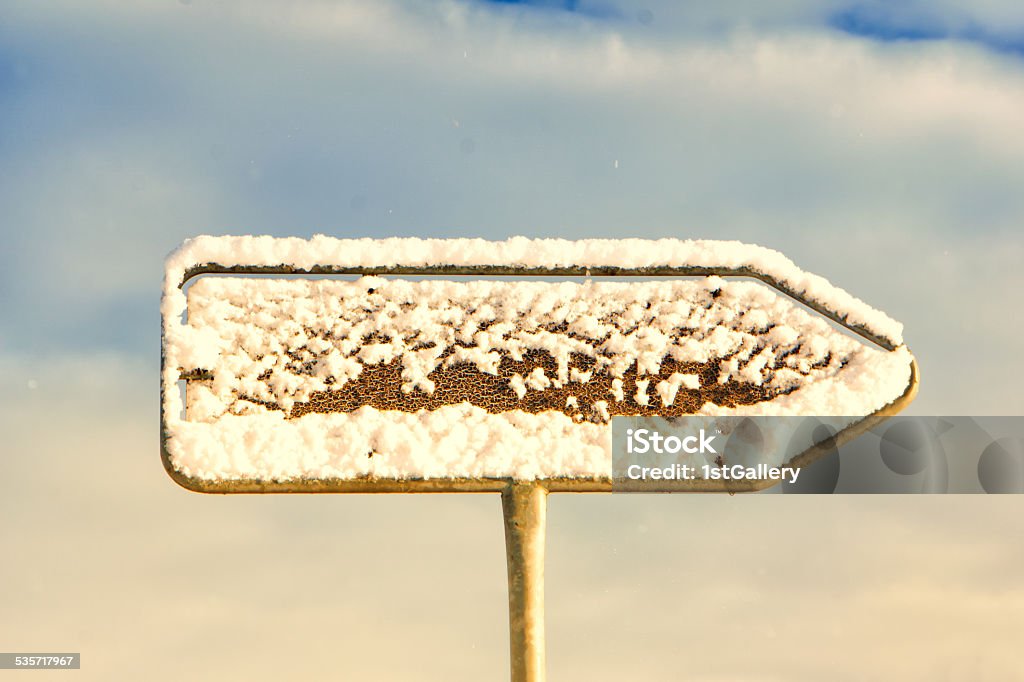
[279,348,782,421]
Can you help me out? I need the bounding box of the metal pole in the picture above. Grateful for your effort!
[501,482,548,682]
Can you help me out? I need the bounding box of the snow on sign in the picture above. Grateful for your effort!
[161,235,916,491]
[159,235,917,681]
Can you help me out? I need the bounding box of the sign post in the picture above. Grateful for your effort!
[503,483,547,682]
[161,236,918,681]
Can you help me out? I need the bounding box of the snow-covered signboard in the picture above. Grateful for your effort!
[160,235,918,682]
[160,235,917,493]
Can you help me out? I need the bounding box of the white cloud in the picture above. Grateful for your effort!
[3,0,1023,415]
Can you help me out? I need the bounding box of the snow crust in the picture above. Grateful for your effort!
[161,236,913,483]
[164,235,904,344]
[169,406,608,482]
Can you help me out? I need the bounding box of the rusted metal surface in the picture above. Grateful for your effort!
[286,353,775,422]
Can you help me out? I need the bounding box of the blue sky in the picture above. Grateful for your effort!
[3,0,1023,412]
[2,2,1024,679]
[830,3,1024,55]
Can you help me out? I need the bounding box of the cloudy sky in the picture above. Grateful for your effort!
[2,1,1023,679]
